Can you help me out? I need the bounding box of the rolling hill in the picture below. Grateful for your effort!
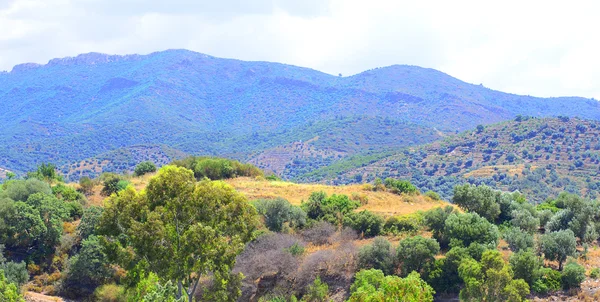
[299,117,600,203]
[1,49,600,178]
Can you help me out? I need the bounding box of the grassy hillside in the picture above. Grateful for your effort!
[1,50,599,177]
[300,117,600,203]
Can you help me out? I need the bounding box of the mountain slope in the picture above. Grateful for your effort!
[1,49,599,175]
[299,117,600,203]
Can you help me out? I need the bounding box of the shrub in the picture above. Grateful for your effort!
[509,250,542,286]
[253,198,306,232]
[301,221,336,245]
[94,284,126,302]
[561,259,586,289]
[301,277,328,302]
[452,184,501,222]
[348,269,434,302]
[444,212,499,247]
[357,237,395,275]
[424,191,441,201]
[78,176,94,195]
[0,269,23,302]
[343,210,384,238]
[383,213,423,235]
[532,267,561,294]
[133,161,157,176]
[384,178,418,195]
[590,268,600,279]
[503,227,535,253]
[423,206,456,247]
[396,236,440,276]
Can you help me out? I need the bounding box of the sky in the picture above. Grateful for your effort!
[1,0,600,99]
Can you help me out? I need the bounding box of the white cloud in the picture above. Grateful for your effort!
[1,0,599,99]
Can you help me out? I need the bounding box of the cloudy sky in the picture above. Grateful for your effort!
[1,0,599,99]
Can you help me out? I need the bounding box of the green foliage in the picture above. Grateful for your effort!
[265,174,282,181]
[301,191,360,225]
[357,237,395,275]
[286,242,305,256]
[541,229,577,270]
[0,270,24,302]
[77,206,104,240]
[253,198,306,232]
[78,176,94,195]
[52,183,86,204]
[590,267,600,279]
[100,173,128,196]
[458,250,529,302]
[561,259,586,289]
[301,277,328,302]
[99,165,259,301]
[502,227,535,253]
[424,190,441,201]
[443,212,499,247]
[171,156,263,180]
[452,184,501,222]
[509,249,542,286]
[383,213,423,235]
[348,269,435,302]
[423,206,456,248]
[384,178,418,195]
[61,235,113,298]
[27,163,63,182]
[531,267,561,294]
[134,161,157,176]
[396,236,440,276]
[510,209,540,233]
[343,210,384,237]
[94,284,126,302]
[1,178,52,202]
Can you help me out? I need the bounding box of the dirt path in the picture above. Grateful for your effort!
[24,292,70,302]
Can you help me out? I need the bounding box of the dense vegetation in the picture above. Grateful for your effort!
[302,117,600,203]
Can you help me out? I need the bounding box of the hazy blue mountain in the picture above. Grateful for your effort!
[1,49,599,176]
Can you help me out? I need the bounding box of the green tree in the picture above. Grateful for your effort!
[396,236,440,276]
[423,206,456,248]
[99,165,259,302]
[561,259,585,289]
[100,173,127,196]
[78,176,94,196]
[61,235,113,298]
[301,277,328,302]
[452,184,501,222]
[77,206,104,240]
[443,212,499,247]
[510,210,539,234]
[0,270,24,302]
[384,178,418,195]
[502,227,535,253]
[357,237,395,275]
[253,198,306,232]
[134,161,157,177]
[458,250,529,302]
[509,250,542,286]
[541,229,577,270]
[348,269,434,302]
[343,210,384,237]
[301,192,359,226]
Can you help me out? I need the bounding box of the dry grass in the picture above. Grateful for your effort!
[225,177,454,216]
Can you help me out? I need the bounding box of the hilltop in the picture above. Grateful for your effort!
[300,117,600,203]
[1,49,600,178]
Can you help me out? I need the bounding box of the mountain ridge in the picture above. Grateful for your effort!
[1,49,599,177]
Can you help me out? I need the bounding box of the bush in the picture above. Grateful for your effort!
[423,206,456,247]
[532,267,561,294]
[384,178,418,195]
[509,250,542,286]
[301,192,359,225]
[396,236,440,276]
[78,176,94,195]
[383,213,423,235]
[253,198,306,232]
[425,191,441,201]
[133,161,157,177]
[343,210,384,238]
[444,212,499,247]
[561,259,586,289]
[301,277,328,302]
[348,269,434,302]
[100,173,127,196]
[0,269,23,302]
[503,227,535,252]
[94,284,126,302]
[172,156,263,180]
[300,221,336,245]
[590,268,600,279]
[452,184,501,222]
[357,237,395,275]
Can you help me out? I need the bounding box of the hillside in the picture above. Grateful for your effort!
[300,117,600,203]
[1,50,600,178]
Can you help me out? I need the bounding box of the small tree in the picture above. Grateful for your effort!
[348,269,434,302]
[396,236,440,276]
[541,229,577,270]
[561,259,585,289]
[444,212,499,247]
[509,250,542,286]
[253,198,306,232]
[503,227,535,253]
[302,277,329,302]
[0,269,24,302]
[357,237,395,275]
[134,161,157,177]
[343,210,384,237]
[452,184,501,222]
[78,176,94,196]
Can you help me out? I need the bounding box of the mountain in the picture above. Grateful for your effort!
[298,117,600,203]
[1,49,599,177]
